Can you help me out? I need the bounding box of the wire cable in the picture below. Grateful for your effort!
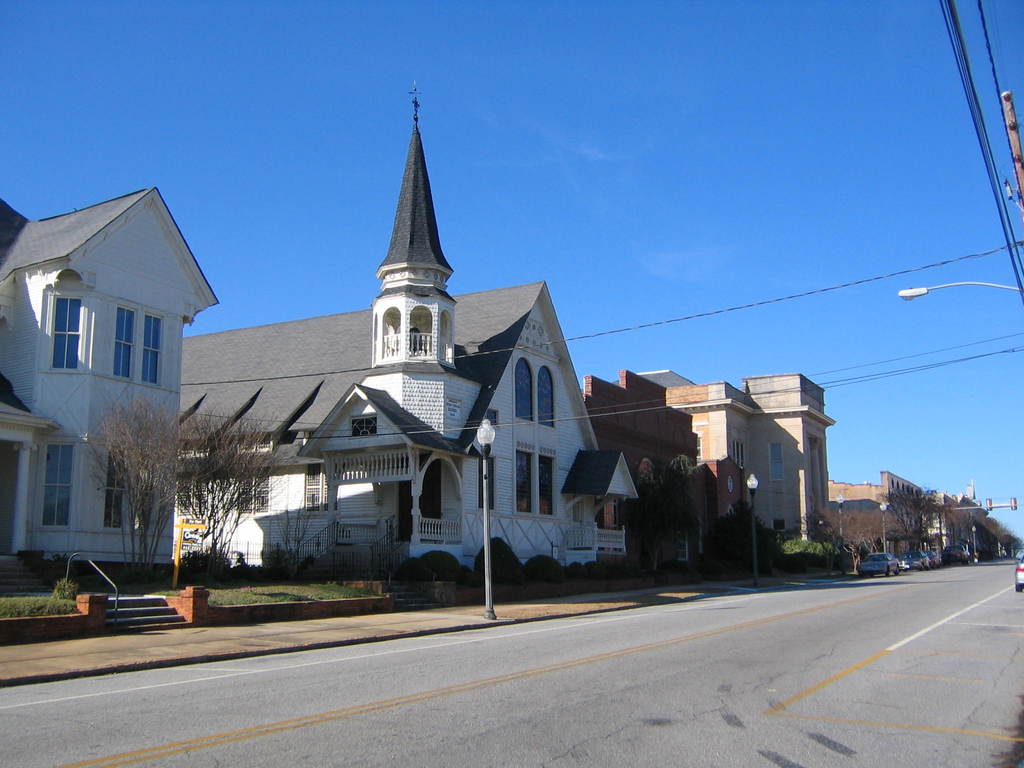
[181,241,1015,387]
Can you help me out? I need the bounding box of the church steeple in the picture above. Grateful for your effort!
[378,125,452,278]
[371,115,457,369]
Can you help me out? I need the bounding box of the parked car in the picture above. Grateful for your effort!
[1015,556,1024,593]
[926,551,942,569]
[943,545,971,565]
[898,551,929,571]
[858,553,900,578]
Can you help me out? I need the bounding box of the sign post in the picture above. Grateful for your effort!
[172,521,207,589]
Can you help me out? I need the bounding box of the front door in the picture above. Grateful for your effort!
[397,481,412,541]
[420,461,442,519]
[0,446,16,553]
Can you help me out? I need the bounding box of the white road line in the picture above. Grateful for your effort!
[0,594,758,711]
[886,587,1010,651]
[953,622,1024,629]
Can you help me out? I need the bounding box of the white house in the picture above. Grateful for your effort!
[180,123,636,573]
[0,190,217,560]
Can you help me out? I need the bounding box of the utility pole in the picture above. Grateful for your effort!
[1002,91,1024,226]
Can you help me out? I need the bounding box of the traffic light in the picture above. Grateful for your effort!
[1012,498,1018,511]
[986,498,993,510]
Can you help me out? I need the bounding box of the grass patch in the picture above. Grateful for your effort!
[154,582,375,606]
[0,597,77,618]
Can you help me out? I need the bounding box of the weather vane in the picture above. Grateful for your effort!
[409,81,421,126]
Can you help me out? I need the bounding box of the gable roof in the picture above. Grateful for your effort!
[561,450,637,497]
[0,190,149,282]
[378,126,452,275]
[359,386,463,453]
[181,281,545,443]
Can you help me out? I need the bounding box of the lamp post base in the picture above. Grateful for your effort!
[483,608,497,620]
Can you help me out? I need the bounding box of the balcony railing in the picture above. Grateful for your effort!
[596,528,626,552]
[563,523,626,553]
[408,331,433,357]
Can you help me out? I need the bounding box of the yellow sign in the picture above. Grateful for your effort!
[172,521,208,589]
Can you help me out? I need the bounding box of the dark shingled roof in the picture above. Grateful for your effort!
[181,282,545,449]
[0,190,150,282]
[561,450,625,495]
[379,126,452,275]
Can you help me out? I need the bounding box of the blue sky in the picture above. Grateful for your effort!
[4,1,1023,532]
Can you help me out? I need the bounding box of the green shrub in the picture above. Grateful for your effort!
[51,577,78,600]
[604,561,643,579]
[0,597,77,618]
[524,555,565,583]
[395,557,436,582]
[781,539,832,568]
[777,552,809,573]
[420,550,462,582]
[565,561,587,580]
[698,555,726,578]
[458,565,483,587]
[474,538,524,585]
[584,561,608,580]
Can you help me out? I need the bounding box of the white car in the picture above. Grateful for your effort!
[858,553,899,577]
[1015,556,1024,593]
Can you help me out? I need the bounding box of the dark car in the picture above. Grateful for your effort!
[926,551,942,569]
[943,545,971,565]
[898,551,929,571]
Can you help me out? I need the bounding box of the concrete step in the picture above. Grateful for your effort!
[106,596,187,631]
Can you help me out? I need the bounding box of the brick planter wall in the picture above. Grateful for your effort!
[0,593,108,645]
[203,595,392,626]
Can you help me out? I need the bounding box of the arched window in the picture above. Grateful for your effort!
[515,358,533,420]
[439,310,453,364]
[537,366,554,426]
[408,306,433,357]
[381,308,401,359]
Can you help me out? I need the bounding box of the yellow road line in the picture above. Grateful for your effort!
[58,587,895,768]
[765,650,891,714]
[884,672,984,684]
[771,711,1024,743]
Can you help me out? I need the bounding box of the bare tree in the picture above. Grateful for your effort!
[270,506,316,578]
[90,398,180,570]
[175,413,276,576]
[885,486,938,550]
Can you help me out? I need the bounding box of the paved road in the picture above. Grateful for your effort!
[3,562,1021,767]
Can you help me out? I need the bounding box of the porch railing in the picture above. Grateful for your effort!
[418,516,461,545]
[329,450,411,484]
[563,523,595,551]
[596,528,626,552]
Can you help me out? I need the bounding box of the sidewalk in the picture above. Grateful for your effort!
[0,575,842,688]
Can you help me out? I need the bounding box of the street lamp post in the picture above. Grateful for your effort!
[898,281,1022,300]
[837,493,845,574]
[476,418,497,620]
[879,502,888,552]
[747,474,759,587]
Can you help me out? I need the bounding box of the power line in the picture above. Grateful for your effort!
[203,343,1023,443]
[809,330,1024,376]
[181,241,1014,387]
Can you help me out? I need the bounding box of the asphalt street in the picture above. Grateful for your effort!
[2,562,1020,767]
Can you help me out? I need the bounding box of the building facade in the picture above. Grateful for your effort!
[655,371,833,538]
[180,123,636,572]
[0,190,216,560]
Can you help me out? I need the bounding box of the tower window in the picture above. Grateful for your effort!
[52,297,82,369]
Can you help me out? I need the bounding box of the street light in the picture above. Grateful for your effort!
[476,418,497,620]
[879,502,888,552]
[746,474,759,587]
[898,281,1022,300]
[837,493,845,541]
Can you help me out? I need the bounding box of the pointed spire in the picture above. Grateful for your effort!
[379,124,452,276]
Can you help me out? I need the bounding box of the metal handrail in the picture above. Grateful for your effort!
[65,553,119,626]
